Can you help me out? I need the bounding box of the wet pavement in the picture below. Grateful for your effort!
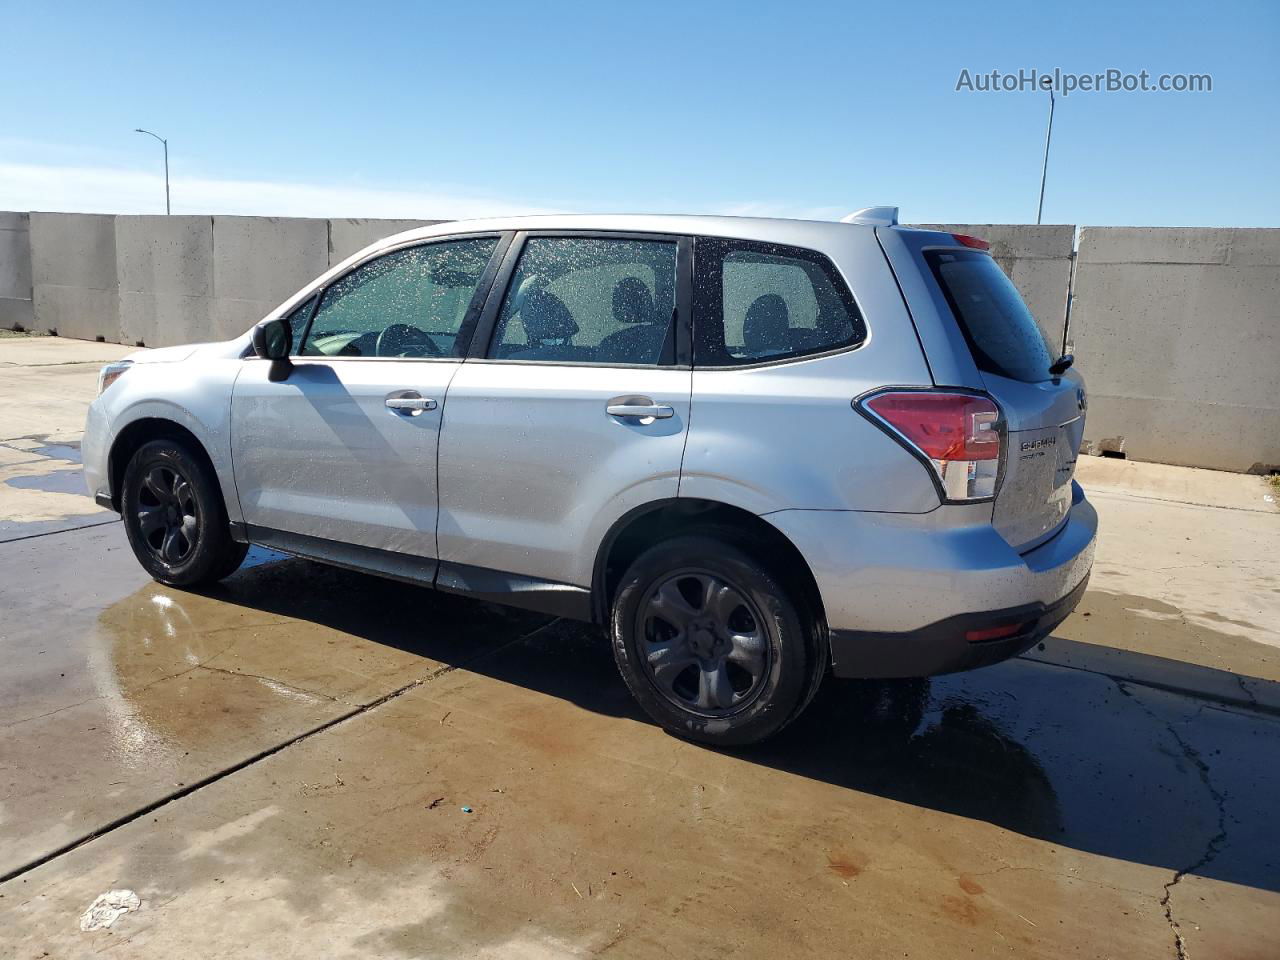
[3,521,1279,958]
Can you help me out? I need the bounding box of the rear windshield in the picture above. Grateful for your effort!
[925,249,1054,383]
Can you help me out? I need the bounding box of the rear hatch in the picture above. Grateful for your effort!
[919,244,1084,552]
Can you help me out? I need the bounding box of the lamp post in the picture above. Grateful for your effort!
[1036,82,1055,225]
[134,128,170,214]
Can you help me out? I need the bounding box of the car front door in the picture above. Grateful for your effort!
[435,232,693,614]
[231,235,505,570]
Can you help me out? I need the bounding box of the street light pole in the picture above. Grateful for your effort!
[134,128,170,214]
[1036,87,1055,225]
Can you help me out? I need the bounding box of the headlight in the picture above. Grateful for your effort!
[97,360,132,395]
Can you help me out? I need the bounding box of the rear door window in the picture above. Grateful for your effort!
[488,236,678,365]
[925,249,1054,383]
[693,238,865,366]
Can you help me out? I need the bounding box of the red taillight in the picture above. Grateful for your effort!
[952,233,990,251]
[859,390,1002,501]
[865,392,1000,461]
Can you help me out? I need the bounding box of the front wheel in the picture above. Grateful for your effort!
[121,438,247,587]
[610,534,824,746]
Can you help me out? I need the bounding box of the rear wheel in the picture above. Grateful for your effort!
[610,533,824,746]
[121,438,247,587]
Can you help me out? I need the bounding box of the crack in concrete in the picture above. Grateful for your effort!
[193,663,340,703]
[1232,673,1260,711]
[1114,680,1228,960]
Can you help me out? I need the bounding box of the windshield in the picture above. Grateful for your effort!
[925,249,1055,383]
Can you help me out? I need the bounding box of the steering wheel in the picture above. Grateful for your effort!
[375,323,442,358]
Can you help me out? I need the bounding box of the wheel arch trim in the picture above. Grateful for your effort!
[590,497,828,631]
[106,411,226,515]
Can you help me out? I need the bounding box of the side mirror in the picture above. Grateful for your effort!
[252,319,293,382]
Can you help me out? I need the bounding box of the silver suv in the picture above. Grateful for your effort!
[84,209,1096,745]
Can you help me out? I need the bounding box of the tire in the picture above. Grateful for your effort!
[610,533,825,746]
[120,438,248,587]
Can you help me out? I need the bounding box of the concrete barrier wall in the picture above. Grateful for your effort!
[1071,227,1280,473]
[328,218,441,266]
[116,215,214,347]
[29,213,120,342]
[208,217,330,342]
[913,223,1076,352]
[15,214,440,346]
[0,212,34,330]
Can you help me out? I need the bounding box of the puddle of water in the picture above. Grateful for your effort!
[30,443,83,464]
[6,468,90,497]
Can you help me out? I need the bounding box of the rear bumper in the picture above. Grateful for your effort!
[765,481,1097,678]
[828,571,1088,678]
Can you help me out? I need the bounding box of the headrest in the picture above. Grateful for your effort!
[521,290,578,343]
[612,277,655,325]
[743,294,789,352]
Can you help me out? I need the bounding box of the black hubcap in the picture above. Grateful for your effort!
[637,571,770,717]
[135,465,198,565]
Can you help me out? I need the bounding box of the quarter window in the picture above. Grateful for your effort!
[694,239,866,366]
[300,237,499,358]
[488,237,678,365]
[283,296,315,354]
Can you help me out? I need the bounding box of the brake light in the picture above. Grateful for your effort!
[859,391,1002,501]
[951,233,990,251]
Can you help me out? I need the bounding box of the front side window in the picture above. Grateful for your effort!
[300,237,499,358]
[488,237,678,365]
[694,238,866,366]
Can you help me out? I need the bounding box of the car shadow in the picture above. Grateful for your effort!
[193,551,1280,896]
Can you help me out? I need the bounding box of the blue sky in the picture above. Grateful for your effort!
[2,0,1276,225]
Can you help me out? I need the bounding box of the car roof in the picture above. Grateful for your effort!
[369,213,879,255]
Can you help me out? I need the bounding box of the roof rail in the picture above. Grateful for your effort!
[839,206,899,226]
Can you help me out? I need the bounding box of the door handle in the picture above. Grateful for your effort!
[385,396,437,415]
[606,398,674,421]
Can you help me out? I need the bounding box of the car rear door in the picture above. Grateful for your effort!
[231,235,505,568]
[434,232,693,613]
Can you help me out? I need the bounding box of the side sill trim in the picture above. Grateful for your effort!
[244,524,438,586]
[435,560,592,621]
[95,492,118,512]
[239,524,592,622]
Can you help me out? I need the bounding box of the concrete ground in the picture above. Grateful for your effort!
[2,337,1278,959]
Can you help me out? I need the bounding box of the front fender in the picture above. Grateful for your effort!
[93,358,244,523]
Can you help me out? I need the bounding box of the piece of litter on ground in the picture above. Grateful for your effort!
[1016,914,1038,928]
[440,711,451,724]
[427,797,444,809]
[79,890,141,931]
[571,882,583,899]
[461,806,473,813]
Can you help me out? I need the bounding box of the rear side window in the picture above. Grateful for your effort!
[694,238,865,366]
[925,249,1054,383]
